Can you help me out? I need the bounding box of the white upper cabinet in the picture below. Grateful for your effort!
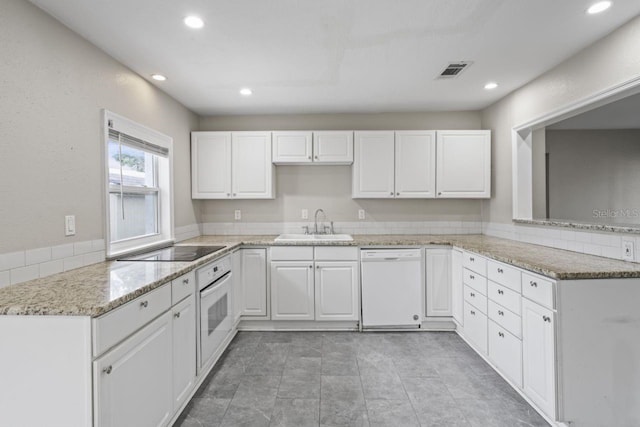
[191,131,274,199]
[436,130,491,198]
[272,131,313,164]
[272,131,353,165]
[395,131,436,198]
[353,131,436,198]
[352,131,396,198]
[313,131,353,164]
[191,132,232,199]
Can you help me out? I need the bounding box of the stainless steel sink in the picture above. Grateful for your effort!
[274,234,354,242]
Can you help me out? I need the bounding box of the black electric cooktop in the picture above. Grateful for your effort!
[117,245,226,262]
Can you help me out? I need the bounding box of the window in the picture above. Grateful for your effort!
[104,111,173,257]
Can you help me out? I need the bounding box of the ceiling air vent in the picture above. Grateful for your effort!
[438,61,472,79]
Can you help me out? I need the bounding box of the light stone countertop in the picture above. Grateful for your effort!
[2,234,640,317]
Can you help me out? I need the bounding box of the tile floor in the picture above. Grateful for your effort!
[175,331,550,427]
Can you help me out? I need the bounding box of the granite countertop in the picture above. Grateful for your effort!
[2,234,640,317]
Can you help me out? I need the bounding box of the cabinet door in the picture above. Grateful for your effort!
[426,249,452,317]
[522,298,556,419]
[172,295,196,412]
[352,131,395,198]
[315,261,359,321]
[451,249,464,326]
[231,250,243,323]
[488,320,523,388]
[191,132,232,199]
[436,130,491,198]
[395,131,436,198]
[241,249,267,316]
[463,301,487,355]
[232,132,274,198]
[313,131,353,164]
[272,131,312,164]
[271,261,315,320]
[94,312,172,427]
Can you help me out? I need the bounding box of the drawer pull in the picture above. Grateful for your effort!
[182,278,189,285]
[174,312,181,318]
[103,366,112,375]
[309,265,313,269]
[470,310,476,315]
[543,315,551,323]
[470,292,476,297]
[530,281,538,287]
[497,289,504,295]
[469,274,475,280]
[498,332,504,338]
[498,310,504,316]
[140,301,149,308]
[470,257,475,262]
[497,268,504,273]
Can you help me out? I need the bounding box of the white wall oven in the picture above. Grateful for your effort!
[196,255,233,372]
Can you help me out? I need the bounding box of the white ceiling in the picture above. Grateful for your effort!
[30,0,640,116]
[548,91,640,129]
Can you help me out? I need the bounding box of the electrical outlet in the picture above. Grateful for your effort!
[65,215,76,236]
[234,210,241,221]
[358,209,365,220]
[301,209,308,220]
[622,239,635,261]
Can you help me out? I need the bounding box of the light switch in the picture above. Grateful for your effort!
[234,210,241,221]
[65,215,76,236]
[358,209,365,220]
[301,209,308,220]
[622,239,635,261]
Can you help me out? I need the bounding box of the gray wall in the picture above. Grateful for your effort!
[546,130,640,224]
[0,0,199,253]
[481,15,640,224]
[198,112,484,223]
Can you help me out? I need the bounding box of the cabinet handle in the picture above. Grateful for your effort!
[469,274,475,280]
[470,292,475,297]
[183,278,189,285]
[543,315,551,323]
[140,301,149,308]
[227,193,231,197]
[309,265,313,269]
[316,265,319,269]
[498,310,504,316]
[314,155,318,159]
[103,366,112,375]
[497,268,504,273]
[389,192,394,196]
[498,332,504,338]
[497,289,504,295]
[308,156,311,160]
[174,312,181,318]
[233,193,237,197]
[470,310,476,315]
[470,257,475,262]
[396,192,400,196]
[438,192,442,196]
[530,281,538,287]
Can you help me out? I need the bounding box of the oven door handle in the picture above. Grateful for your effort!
[200,272,232,299]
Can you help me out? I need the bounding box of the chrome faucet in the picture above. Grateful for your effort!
[314,209,325,234]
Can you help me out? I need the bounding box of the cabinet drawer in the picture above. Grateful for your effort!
[463,268,487,295]
[487,281,521,315]
[522,272,555,309]
[171,271,195,305]
[488,300,521,339]
[463,251,487,276]
[463,301,487,354]
[270,246,313,261]
[488,320,522,388]
[464,285,487,314]
[314,246,359,261]
[93,284,171,356]
[487,260,521,293]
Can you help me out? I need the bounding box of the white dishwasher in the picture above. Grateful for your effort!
[361,249,423,328]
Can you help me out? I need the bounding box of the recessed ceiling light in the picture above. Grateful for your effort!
[484,82,498,90]
[239,88,253,96]
[587,1,612,14]
[184,16,204,29]
[151,74,167,81]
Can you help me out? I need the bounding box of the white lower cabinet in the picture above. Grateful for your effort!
[463,301,487,354]
[231,250,243,323]
[488,320,522,388]
[425,249,452,317]
[241,249,268,316]
[270,261,315,320]
[315,261,359,321]
[94,311,173,427]
[172,295,196,412]
[522,297,556,419]
[451,249,464,326]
